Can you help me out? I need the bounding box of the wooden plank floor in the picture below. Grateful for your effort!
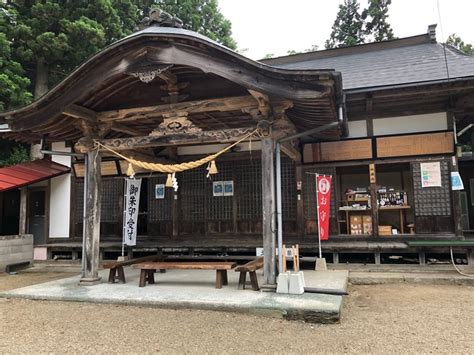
[38,233,459,252]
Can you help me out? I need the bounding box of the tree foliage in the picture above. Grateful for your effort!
[325,0,395,49]
[0,7,32,111]
[446,34,473,55]
[3,0,140,99]
[1,0,236,103]
[325,0,364,49]
[0,141,30,167]
[362,0,394,42]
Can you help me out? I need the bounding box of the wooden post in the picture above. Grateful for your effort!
[168,147,179,237]
[79,149,102,285]
[451,155,463,237]
[295,164,304,236]
[449,112,463,237]
[19,188,27,235]
[261,137,276,286]
[369,163,379,237]
[172,191,179,237]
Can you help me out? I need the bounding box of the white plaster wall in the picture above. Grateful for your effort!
[49,142,71,238]
[373,112,447,136]
[347,120,368,138]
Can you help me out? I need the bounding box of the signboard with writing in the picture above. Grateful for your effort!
[123,178,142,246]
[317,175,332,241]
[420,162,442,188]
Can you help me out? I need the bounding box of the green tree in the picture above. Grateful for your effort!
[2,1,236,101]
[0,142,30,167]
[4,0,141,99]
[0,6,32,111]
[144,0,236,49]
[325,0,364,49]
[446,34,473,54]
[362,0,394,42]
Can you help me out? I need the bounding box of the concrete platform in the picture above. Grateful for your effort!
[0,268,348,323]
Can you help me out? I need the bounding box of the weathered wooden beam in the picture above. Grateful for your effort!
[280,142,301,162]
[122,150,175,164]
[79,150,102,286]
[261,137,276,286]
[76,127,256,152]
[157,70,177,85]
[295,165,304,236]
[369,163,379,238]
[248,89,271,118]
[63,104,96,122]
[97,96,291,122]
[111,122,146,137]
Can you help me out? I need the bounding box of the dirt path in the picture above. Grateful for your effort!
[0,272,472,353]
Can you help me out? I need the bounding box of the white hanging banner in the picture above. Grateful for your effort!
[123,178,142,246]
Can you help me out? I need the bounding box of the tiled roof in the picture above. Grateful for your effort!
[263,36,474,91]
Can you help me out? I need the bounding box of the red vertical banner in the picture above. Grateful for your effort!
[317,175,332,241]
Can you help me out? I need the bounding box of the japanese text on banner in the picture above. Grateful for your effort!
[123,178,142,246]
[317,175,332,241]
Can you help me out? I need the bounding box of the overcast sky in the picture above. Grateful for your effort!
[218,0,474,60]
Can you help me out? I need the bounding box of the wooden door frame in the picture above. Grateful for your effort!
[27,184,50,244]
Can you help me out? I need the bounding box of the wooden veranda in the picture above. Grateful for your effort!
[0,22,344,285]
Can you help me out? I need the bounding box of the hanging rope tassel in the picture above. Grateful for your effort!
[165,173,173,187]
[126,162,135,177]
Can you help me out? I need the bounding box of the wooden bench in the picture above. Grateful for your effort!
[102,255,163,284]
[133,261,236,288]
[235,256,264,291]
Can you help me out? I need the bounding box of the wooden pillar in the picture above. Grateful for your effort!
[169,147,179,237]
[295,164,304,236]
[19,188,27,235]
[451,155,464,237]
[172,191,179,237]
[262,137,276,285]
[369,163,379,237]
[79,150,102,285]
[449,112,463,237]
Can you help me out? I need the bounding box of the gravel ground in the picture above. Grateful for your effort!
[0,272,473,353]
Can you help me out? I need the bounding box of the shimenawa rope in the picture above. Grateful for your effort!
[93,128,260,174]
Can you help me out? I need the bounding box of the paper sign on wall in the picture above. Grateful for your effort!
[420,162,442,188]
[451,172,464,190]
[155,184,165,199]
[123,178,142,246]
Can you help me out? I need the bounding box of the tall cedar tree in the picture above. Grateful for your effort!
[0,7,32,111]
[362,0,394,42]
[325,0,364,49]
[0,5,32,166]
[4,0,140,99]
[2,0,236,101]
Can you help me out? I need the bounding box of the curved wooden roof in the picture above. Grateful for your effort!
[0,26,344,143]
